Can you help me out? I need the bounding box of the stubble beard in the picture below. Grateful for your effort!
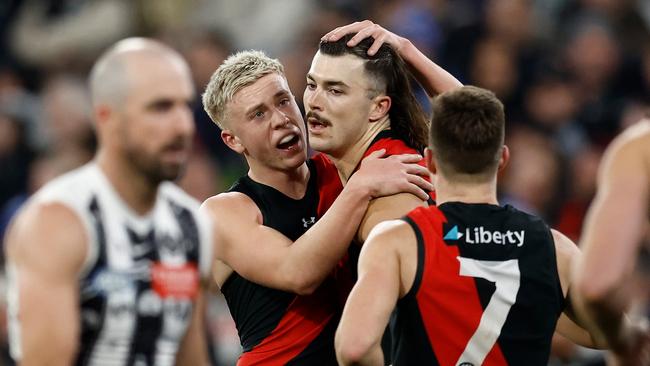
[123,140,187,187]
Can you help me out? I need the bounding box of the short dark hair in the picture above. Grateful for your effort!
[430,86,505,180]
[319,34,429,152]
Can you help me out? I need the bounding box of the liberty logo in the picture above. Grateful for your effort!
[444,225,463,240]
[444,225,525,247]
[302,216,316,228]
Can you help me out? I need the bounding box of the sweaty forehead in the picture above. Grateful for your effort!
[308,52,371,89]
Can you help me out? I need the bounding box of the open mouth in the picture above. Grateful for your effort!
[277,133,300,150]
[307,117,328,131]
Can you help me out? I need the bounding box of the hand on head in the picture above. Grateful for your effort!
[321,20,407,56]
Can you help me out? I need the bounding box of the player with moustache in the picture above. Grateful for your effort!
[200,50,433,365]
[305,20,463,243]
[335,86,609,366]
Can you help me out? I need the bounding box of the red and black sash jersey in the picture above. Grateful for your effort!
[222,158,340,366]
[394,203,565,366]
[361,129,435,203]
[312,130,435,307]
[312,129,435,216]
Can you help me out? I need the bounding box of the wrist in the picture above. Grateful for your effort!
[345,175,374,202]
[397,37,414,58]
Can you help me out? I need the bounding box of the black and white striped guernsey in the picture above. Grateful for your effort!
[7,163,213,366]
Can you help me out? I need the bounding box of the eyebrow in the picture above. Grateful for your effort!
[243,90,290,116]
[306,74,349,89]
[144,94,194,109]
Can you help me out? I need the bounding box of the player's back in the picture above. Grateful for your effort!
[394,202,564,366]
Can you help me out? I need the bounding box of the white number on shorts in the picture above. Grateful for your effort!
[455,257,520,366]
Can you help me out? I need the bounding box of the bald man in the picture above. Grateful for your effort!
[5,39,212,366]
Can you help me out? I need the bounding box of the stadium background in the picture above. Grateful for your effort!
[0,0,648,364]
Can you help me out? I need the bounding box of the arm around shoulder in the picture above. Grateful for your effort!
[5,200,87,365]
[201,191,362,295]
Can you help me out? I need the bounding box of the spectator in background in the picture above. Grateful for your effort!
[9,0,135,71]
[181,30,240,173]
[0,112,33,211]
[563,15,623,141]
[555,144,602,242]
[522,70,584,157]
[40,74,96,163]
[0,151,85,243]
[500,126,563,221]
[469,37,520,113]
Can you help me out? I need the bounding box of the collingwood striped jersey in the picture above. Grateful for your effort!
[7,163,213,366]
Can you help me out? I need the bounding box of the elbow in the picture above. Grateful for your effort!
[278,262,326,295]
[574,272,619,308]
[291,280,318,296]
[284,274,319,296]
[335,328,371,365]
[336,345,367,366]
[576,281,608,307]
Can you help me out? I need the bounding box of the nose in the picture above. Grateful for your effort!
[271,109,290,129]
[174,103,195,137]
[304,86,322,112]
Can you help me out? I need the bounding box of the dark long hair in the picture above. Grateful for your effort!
[319,34,429,152]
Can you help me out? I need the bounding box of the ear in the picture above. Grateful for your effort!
[94,104,112,126]
[424,147,437,175]
[221,129,245,154]
[497,145,510,172]
[93,104,115,138]
[368,95,391,122]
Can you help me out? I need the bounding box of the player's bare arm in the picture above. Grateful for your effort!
[202,151,432,294]
[356,191,425,242]
[174,290,209,366]
[552,229,608,349]
[336,219,416,366]
[5,201,87,366]
[572,120,650,360]
[322,20,463,98]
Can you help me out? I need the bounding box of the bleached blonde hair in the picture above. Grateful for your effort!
[202,50,285,129]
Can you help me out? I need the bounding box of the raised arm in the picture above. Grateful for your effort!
[5,201,87,365]
[572,122,650,361]
[322,20,463,98]
[202,151,432,295]
[336,220,416,365]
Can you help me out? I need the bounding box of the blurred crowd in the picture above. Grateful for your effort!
[0,0,648,365]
